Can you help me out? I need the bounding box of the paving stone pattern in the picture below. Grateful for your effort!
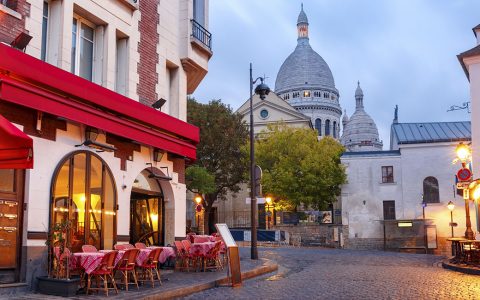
[184,247,480,300]
[11,250,264,300]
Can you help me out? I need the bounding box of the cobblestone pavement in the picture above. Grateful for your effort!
[184,247,480,300]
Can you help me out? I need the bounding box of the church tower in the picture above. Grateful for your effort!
[275,5,342,139]
[341,82,383,151]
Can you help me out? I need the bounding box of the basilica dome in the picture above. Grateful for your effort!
[341,83,383,151]
[274,4,342,139]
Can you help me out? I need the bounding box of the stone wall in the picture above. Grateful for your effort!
[274,224,348,248]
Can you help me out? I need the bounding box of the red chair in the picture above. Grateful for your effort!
[135,242,147,249]
[137,248,163,287]
[174,241,189,271]
[115,248,139,291]
[82,245,98,253]
[203,241,222,272]
[86,250,118,296]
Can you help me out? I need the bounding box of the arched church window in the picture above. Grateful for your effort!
[333,121,337,138]
[51,151,117,253]
[315,119,322,136]
[304,91,310,97]
[325,120,330,136]
[423,177,439,203]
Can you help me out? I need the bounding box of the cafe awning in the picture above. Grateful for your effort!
[0,43,199,160]
[0,114,33,169]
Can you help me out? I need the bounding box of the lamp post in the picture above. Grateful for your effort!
[455,142,474,240]
[447,201,455,237]
[265,197,272,230]
[249,63,270,260]
[194,195,203,234]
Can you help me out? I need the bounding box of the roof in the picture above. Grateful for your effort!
[341,150,400,158]
[297,4,308,24]
[473,24,480,37]
[391,122,471,145]
[457,44,480,80]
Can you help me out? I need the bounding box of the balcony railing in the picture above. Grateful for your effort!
[191,19,212,50]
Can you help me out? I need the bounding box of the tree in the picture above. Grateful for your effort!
[255,124,346,210]
[187,98,249,233]
[185,166,215,195]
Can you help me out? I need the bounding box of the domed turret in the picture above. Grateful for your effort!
[274,4,342,139]
[341,83,383,151]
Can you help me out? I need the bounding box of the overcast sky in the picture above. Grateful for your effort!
[192,0,479,147]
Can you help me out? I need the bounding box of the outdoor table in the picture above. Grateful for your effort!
[190,242,216,257]
[70,251,121,275]
[193,235,216,243]
[447,237,467,259]
[148,246,176,263]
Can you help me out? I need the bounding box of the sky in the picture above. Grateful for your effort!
[192,0,480,147]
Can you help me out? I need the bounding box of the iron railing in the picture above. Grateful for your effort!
[191,19,212,50]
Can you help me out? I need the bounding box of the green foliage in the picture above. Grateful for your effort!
[185,165,216,194]
[187,98,249,205]
[255,124,346,210]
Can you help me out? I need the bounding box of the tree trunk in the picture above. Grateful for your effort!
[203,193,217,234]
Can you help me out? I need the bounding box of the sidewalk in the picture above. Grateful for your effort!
[15,248,278,300]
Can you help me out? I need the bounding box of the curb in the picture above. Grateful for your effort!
[441,260,480,275]
[145,262,278,300]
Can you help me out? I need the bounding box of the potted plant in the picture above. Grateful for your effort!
[37,219,81,297]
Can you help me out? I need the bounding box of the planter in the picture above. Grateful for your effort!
[37,276,81,297]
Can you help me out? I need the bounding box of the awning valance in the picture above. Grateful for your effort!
[0,114,33,169]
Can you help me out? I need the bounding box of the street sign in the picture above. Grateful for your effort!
[457,168,472,182]
[457,182,470,189]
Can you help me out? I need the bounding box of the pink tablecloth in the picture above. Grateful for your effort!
[148,246,176,263]
[190,242,216,256]
[70,252,122,274]
[193,235,216,243]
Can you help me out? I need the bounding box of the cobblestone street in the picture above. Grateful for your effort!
[184,247,480,300]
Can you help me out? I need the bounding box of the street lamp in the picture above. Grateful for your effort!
[194,195,203,233]
[447,201,455,237]
[249,63,270,260]
[455,142,474,240]
[265,196,272,230]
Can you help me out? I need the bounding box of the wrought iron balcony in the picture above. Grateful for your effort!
[191,19,212,50]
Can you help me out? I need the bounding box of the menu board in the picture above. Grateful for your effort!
[215,223,237,247]
[215,223,242,287]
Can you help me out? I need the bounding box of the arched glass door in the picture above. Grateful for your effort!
[51,151,117,252]
[130,170,165,246]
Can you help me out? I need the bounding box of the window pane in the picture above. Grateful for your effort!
[71,18,77,73]
[79,36,93,81]
[81,23,94,41]
[103,168,115,250]
[71,153,86,253]
[52,160,70,248]
[193,0,205,25]
[88,156,102,249]
[41,2,48,61]
[0,169,15,192]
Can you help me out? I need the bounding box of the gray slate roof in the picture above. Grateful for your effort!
[342,150,400,157]
[392,121,471,144]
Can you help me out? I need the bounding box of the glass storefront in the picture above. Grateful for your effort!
[51,151,117,252]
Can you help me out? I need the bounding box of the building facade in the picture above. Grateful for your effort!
[0,0,211,289]
[341,119,472,254]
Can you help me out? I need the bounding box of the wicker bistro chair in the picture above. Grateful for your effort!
[82,244,98,253]
[203,241,223,272]
[182,239,201,272]
[135,242,147,249]
[115,248,140,291]
[137,248,163,287]
[86,250,118,296]
[114,243,135,250]
[174,241,193,271]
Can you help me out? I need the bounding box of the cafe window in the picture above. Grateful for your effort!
[51,151,117,253]
[381,166,394,183]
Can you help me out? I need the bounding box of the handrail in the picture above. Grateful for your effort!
[191,19,212,50]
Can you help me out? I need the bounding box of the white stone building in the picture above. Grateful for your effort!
[341,117,472,254]
[0,0,211,289]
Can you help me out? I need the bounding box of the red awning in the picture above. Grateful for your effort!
[0,114,33,169]
[0,43,198,160]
